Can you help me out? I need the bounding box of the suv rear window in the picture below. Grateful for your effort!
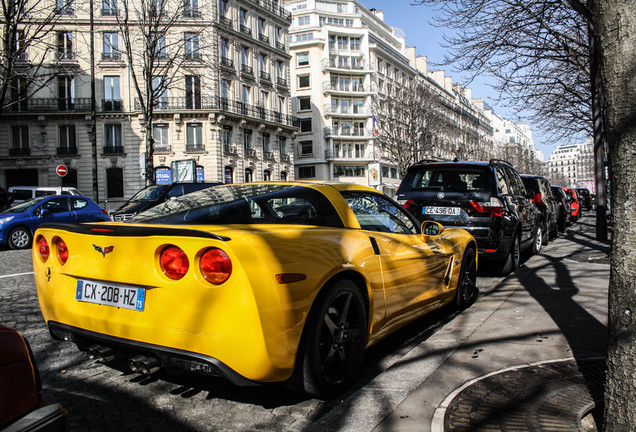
[402,166,491,193]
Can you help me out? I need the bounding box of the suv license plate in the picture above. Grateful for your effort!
[423,206,461,216]
[76,279,145,311]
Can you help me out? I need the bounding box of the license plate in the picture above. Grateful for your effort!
[423,206,461,216]
[76,279,145,311]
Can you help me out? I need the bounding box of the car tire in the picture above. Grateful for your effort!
[501,233,520,276]
[293,279,367,399]
[456,247,478,310]
[532,224,543,255]
[8,226,32,250]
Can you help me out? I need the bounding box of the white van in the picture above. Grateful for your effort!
[8,186,83,205]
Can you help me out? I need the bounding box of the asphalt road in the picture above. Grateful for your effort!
[1,242,504,431]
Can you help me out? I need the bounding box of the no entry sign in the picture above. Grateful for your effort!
[56,165,68,177]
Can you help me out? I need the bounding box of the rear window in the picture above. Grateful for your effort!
[402,166,491,193]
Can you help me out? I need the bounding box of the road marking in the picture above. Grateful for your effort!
[0,272,34,279]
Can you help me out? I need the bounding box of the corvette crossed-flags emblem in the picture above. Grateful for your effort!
[93,244,114,257]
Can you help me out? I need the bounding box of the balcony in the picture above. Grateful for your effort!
[214,97,300,128]
[135,96,216,111]
[154,146,171,154]
[56,146,78,155]
[183,8,201,17]
[247,0,291,21]
[322,81,372,94]
[186,144,205,152]
[260,71,271,82]
[322,58,368,71]
[220,56,234,68]
[101,8,118,16]
[276,77,288,88]
[219,16,233,28]
[240,24,252,36]
[280,153,291,163]
[324,127,369,138]
[185,52,201,61]
[258,33,269,44]
[241,64,254,77]
[9,147,30,156]
[323,104,368,116]
[56,51,76,61]
[102,52,121,61]
[275,41,285,51]
[263,151,275,160]
[103,145,124,154]
[103,99,122,112]
[245,148,257,157]
[223,144,237,154]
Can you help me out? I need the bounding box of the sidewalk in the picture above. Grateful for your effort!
[307,214,610,432]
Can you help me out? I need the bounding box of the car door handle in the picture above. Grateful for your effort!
[369,237,380,255]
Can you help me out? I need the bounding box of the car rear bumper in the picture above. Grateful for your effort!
[47,322,259,387]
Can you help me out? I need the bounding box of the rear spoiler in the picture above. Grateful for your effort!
[37,223,231,242]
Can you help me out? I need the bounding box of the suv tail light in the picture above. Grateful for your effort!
[532,192,545,206]
[470,198,504,218]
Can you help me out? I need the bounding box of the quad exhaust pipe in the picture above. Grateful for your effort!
[128,355,162,375]
[87,345,116,362]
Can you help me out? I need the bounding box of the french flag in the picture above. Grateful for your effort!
[372,114,379,135]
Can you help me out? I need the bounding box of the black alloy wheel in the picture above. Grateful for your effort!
[296,279,367,399]
[456,247,478,310]
[501,233,521,276]
[532,224,543,255]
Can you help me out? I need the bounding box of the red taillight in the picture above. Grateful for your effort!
[37,236,49,262]
[56,238,69,265]
[533,192,545,206]
[403,200,414,209]
[160,245,189,280]
[200,248,232,285]
[470,198,504,218]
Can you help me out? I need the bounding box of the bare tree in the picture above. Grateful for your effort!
[414,0,636,426]
[114,0,213,185]
[373,79,454,176]
[0,0,65,114]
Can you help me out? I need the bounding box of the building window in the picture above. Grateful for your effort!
[278,136,287,154]
[185,75,201,109]
[244,129,252,150]
[102,0,117,15]
[154,34,167,59]
[186,123,203,150]
[281,171,287,181]
[298,166,315,178]
[152,76,168,108]
[299,118,312,133]
[298,96,311,111]
[297,52,309,67]
[10,126,29,156]
[103,76,121,111]
[222,125,233,149]
[297,16,310,26]
[219,0,227,18]
[264,170,271,181]
[102,32,119,60]
[245,168,253,182]
[337,36,347,50]
[299,140,313,156]
[153,124,170,152]
[184,32,200,59]
[56,0,73,15]
[57,31,73,60]
[224,166,233,184]
[58,125,76,154]
[184,0,199,16]
[104,124,122,153]
[262,132,270,152]
[10,77,28,112]
[298,74,310,88]
[106,167,124,198]
[350,37,360,51]
[58,75,74,110]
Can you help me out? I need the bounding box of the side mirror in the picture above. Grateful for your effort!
[421,220,444,240]
[38,208,50,219]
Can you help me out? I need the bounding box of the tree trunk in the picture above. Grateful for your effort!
[594,0,636,428]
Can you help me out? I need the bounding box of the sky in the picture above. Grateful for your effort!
[360,0,562,160]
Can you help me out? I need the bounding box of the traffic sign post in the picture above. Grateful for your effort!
[56,165,68,177]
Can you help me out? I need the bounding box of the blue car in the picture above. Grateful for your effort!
[0,195,109,249]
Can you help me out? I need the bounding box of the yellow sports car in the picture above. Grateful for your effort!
[34,182,477,398]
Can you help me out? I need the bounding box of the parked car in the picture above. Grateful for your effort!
[112,182,221,221]
[550,185,572,231]
[521,175,559,242]
[563,188,581,222]
[576,188,593,211]
[8,186,82,205]
[0,324,66,431]
[33,182,478,399]
[0,195,109,249]
[396,159,541,276]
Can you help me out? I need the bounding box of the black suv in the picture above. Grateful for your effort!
[575,188,593,211]
[112,182,220,221]
[397,159,541,275]
[521,175,559,242]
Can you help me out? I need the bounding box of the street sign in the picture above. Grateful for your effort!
[56,165,68,177]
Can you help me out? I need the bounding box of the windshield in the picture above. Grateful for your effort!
[129,185,170,201]
[403,166,491,193]
[131,184,344,228]
[1,197,45,214]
